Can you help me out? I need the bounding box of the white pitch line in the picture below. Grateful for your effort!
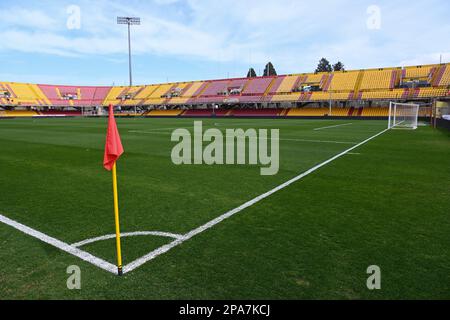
[313,123,353,131]
[71,231,184,248]
[0,214,117,274]
[123,128,389,273]
[280,138,356,145]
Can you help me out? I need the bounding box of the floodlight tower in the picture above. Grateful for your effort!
[117,17,140,87]
[329,77,332,116]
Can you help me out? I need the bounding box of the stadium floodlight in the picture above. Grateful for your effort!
[328,78,333,116]
[117,17,141,25]
[117,17,141,87]
[388,102,420,130]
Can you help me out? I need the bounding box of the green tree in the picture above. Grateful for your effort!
[263,62,277,76]
[247,68,257,78]
[333,61,345,71]
[315,58,332,73]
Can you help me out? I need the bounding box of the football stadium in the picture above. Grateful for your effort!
[1,0,450,303]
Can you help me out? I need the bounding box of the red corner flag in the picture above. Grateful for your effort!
[103,105,124,171]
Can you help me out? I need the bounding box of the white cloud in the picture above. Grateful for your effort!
[0,7,57,30]
[0,0,449,76]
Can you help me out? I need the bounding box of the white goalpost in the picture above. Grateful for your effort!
[388,102,420,130]
[81,106,103,117]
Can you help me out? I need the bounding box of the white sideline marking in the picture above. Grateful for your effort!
[71,231,184,248]
[129,130,357,145]
[123,128,389,274]
[0,214,117,274]
[314,123,353,131]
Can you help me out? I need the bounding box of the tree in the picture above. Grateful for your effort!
[263,62,277,76]
[315,58,332,73]
[333,61,345,71]
[247,68,257,78]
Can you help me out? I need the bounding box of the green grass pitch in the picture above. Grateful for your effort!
[0,117,449,299]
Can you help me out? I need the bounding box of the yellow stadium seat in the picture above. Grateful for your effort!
[287,108,328,117]
[4,110,39,117]
[147,110,183,116]
[359,69,395,90]
[276,76,300,93]
[328,71,359,91]
[438,65,450,86]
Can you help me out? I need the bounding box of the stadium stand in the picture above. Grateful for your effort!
[287,108,329,117]
[275,75,300,93]
[359,68,397,90]
[417,87,448,98]
[144,84,174,105]
[231,108,281,117]
[328,71,360,91]
[403,65,435,80]
[361,107,389,117]
[242,77,274,96]
[183,109,213,117]
[330,107,351,116]
[1,63,449,119]
[200,80,229,97]
[1,110,39,117]
[145,109,184,117]
[103,85,146,106]
[303,73,326,87]
[437,64,450,86]
[38,84,111,107]
[361,89,405,100]
[0,82,49,106]
[270,92,302,102]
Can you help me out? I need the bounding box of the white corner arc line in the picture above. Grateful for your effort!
[0,214,117,274]
[71,231,185,248]
[313,123,353,131]
[123,128,389,274]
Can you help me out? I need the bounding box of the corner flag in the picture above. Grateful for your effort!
[104,105,124,170]
[103,104,124,276]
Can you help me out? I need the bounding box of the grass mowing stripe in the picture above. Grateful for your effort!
[128,130,358,145]
[123,128,389,274]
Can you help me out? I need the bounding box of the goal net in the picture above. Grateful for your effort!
[388,102,419,130]
[81,106,102,117]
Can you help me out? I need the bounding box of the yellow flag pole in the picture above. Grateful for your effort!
[112,162,123,276]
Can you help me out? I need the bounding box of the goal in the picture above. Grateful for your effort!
[388,102,420,130]
[81,106,102,117]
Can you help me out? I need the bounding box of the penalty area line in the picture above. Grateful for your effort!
[0,214,117,274]
[123,128,389,273]
[313,123,353,131]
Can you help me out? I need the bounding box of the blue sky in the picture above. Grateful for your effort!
[0,0,449,86]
